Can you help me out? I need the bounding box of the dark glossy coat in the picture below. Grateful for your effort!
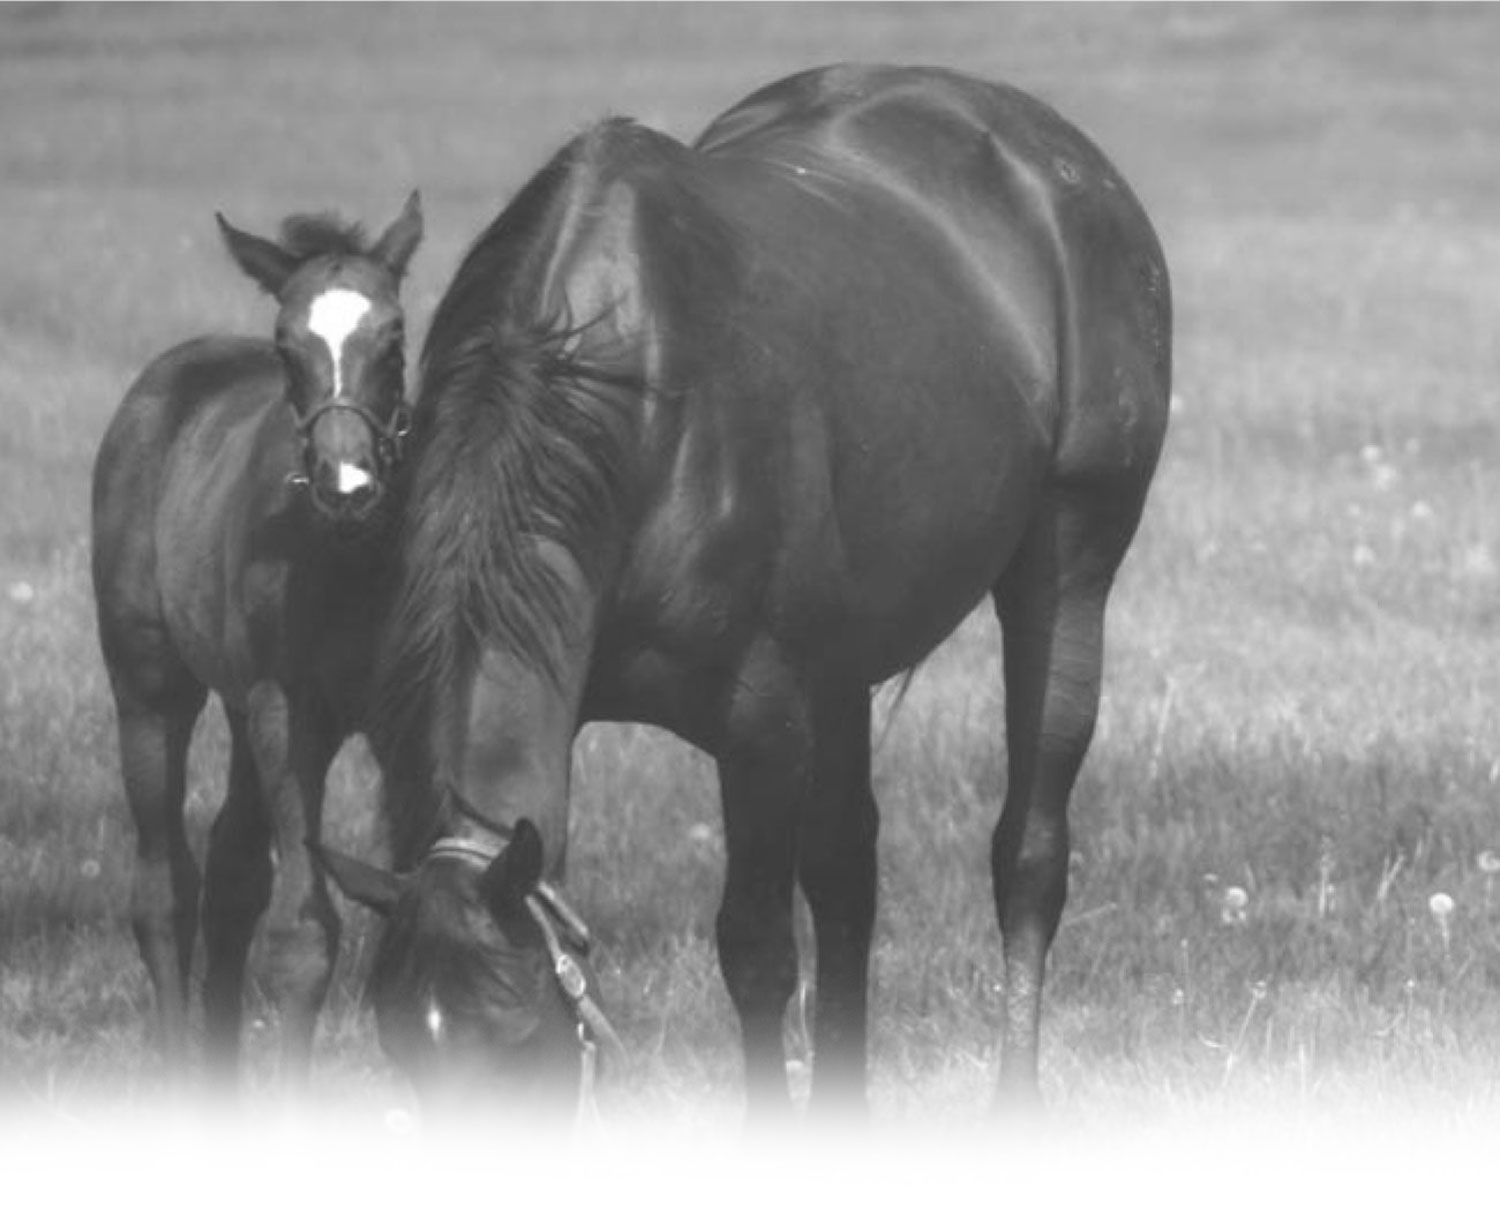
[91,197,422,1080]
[330,65,1169,1114]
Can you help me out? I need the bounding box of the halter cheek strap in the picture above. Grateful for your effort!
[523,893,627,1111]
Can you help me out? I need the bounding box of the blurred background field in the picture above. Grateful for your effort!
[3,3,1500,1129]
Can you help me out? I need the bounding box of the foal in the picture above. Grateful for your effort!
[91,194,422,1082]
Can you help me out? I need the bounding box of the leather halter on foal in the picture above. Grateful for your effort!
[285,399,413,487]
[423,829,624,1115]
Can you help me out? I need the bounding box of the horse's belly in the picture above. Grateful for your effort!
[817,365,1052,682]
[836,449,1044,682]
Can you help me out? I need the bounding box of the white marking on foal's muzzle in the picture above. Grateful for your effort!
[334,461,374,496]
[307,288,372,395]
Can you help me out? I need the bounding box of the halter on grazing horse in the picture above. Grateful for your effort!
[91,194,422,1082]
[323,64,1170,1116]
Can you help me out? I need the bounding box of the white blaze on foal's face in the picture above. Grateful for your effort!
[306,287,372,397]
[306,287,376,498]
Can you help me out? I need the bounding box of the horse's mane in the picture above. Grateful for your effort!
[372,122,681,854]
[276,212,373,260]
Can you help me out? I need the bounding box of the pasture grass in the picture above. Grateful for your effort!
[3,2,1500,1136]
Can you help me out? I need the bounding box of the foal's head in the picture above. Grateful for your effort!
[318,818,617,1112]
[216,193,423,527]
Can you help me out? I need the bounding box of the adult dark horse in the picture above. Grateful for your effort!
[91,194,422,1081]
[323,64,1169,1114]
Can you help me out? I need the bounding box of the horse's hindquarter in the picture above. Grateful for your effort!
[624,68,1167,691]
[700,65,1170,485]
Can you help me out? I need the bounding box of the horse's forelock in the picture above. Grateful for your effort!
[277,211,373,262]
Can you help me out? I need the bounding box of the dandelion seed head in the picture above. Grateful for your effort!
[79,859,101,880]
[1428,892,1455,919]
[1220,885,1249,926]
[1478,851,1500,875]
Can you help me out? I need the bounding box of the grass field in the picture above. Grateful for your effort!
[4,1,1500,1144]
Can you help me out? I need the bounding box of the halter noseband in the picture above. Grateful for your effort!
[424,834,624,1117]
[286,398,413,487]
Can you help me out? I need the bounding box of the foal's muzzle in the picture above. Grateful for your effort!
[288,398,411,521]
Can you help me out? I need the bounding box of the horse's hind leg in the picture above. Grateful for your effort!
[989,485,1141,1105]
[106,652,207,1070]
[202,706,273,1081]
[795,683,878,1116]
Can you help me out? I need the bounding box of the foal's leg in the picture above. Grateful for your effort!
[202,707,272,1081]
[244,682,342,1084]
[990,488,1132,1105]
[795,683,878,1116]
[714,646,810,1118]
[109,663,207,1070]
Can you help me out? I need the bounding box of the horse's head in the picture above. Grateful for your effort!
[216,192,423,528]
[316,818,617,1111]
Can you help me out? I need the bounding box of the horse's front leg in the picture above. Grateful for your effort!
[714,645,810,1120]
[244,680,341,1084]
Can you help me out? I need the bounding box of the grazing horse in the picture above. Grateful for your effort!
[321,64,1170,1114]
[91,194,423,1081]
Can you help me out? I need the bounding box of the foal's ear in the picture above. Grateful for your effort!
[479,819,544,917]
[371,190,423,281]
[216,213,298,297]
[311,842,404,916]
